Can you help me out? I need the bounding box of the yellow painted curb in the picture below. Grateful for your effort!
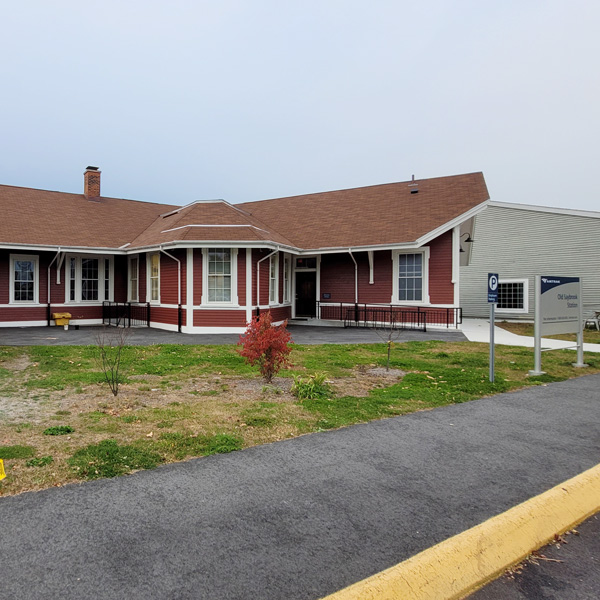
[322,463,600,600]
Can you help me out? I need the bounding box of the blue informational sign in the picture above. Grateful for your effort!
[488,273,499,303]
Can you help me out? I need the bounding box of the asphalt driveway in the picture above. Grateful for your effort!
[1,374,599,599]
[0,324,466,346]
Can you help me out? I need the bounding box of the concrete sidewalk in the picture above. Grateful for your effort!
[461,318,600,353]
[1,374,599,599]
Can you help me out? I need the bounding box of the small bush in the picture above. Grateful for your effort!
[68,439,163,479]
[43,425,74,436]
[291,373,331,401]
[0,445,35,459]
[238,312,292,383]
[26,456,54,468]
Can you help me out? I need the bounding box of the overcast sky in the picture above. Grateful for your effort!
[1,1,598,211]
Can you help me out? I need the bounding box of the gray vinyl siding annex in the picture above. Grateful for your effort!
[460,203,600,319]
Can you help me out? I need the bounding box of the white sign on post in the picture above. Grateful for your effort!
[530,275,586,375]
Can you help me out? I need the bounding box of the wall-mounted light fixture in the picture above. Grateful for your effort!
[459,232,474,252]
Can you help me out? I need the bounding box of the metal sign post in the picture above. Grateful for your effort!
[488,273,499,383]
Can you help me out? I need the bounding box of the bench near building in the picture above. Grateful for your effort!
[0,167,490,333]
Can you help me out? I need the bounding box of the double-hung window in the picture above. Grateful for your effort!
[283,255,291,303]
[66,255,112,303]
[269,254,279,304]
[10,255,39,304]
[393,250,429,304]
[149,253,160,302]
[202,248,237,305]
[208,248,232,303]
[129,256,139,302]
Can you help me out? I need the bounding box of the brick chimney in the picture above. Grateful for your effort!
[84,166,101,198]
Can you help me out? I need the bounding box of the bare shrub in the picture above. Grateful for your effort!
[95,326,131,396]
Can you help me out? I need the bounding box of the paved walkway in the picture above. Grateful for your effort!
[461,318,600,353]
[1,374,599,599]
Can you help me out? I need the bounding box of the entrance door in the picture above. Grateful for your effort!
[295,272,316,317]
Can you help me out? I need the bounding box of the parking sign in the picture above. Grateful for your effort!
[488,273,499,303]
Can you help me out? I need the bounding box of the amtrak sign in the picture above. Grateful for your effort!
[539,276,581,336]
[530,275,585,375]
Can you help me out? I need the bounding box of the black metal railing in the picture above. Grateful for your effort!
[317,302,462,330]
[102,302,151,328]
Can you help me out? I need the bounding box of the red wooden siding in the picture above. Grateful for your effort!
[193,249,202,305]
[252,249,271,306]
[319,251,392,304]
[426,231,454,304]
[160,253,179,305]
[238,249,246,306]
[194,310,247,327]
[139,255,147,302]
[114,256,128,302]
[150,306,180,326]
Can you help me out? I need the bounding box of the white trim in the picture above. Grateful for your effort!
[0,320,48,328]
[269,253,279,304]
[392,248,430,304]
[65,254,113,304]
[62,318,102,326]
[0,243,127,254]
[489,200,600,219]
[367,251,374,284]
[149,321,180,332]
[452,226,460,306]
[283,254,292,303]
[9,254,40,304]
[415,201,490,247]
[181,325,247,334]
[128,256,139,302]
[201,247,239,306]
[147,252,160,304]
[186,248,194,330]
[245,249,253,323]
[497,278,530,314]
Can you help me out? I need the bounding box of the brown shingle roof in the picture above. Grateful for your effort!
[128,201,296,248]
[0,185,173,248]
[238,172,489,250]
[0,172,489,251]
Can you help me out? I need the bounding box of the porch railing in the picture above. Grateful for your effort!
[316,302,462,331]
[102,302,151,328]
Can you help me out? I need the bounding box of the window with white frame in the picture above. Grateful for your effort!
[206,248,234,303]
[10,254,39,303]
[66,255,112,303]
[283,255,291,303]
[497,279,529,313]
[148,253,160,302]
[393,250,429,304]
[129,256,139,302]
[269,254,279,304]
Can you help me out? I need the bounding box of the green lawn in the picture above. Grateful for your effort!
[0,340,598,496]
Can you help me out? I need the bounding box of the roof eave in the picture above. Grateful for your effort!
[415,199,490,247]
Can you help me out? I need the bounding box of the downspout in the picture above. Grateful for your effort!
[256,247,279,317]
[47,248,62,326]
[160,246,182,332]
[348,249,359,324]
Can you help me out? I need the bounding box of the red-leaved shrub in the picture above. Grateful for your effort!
[237,312,293,383]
